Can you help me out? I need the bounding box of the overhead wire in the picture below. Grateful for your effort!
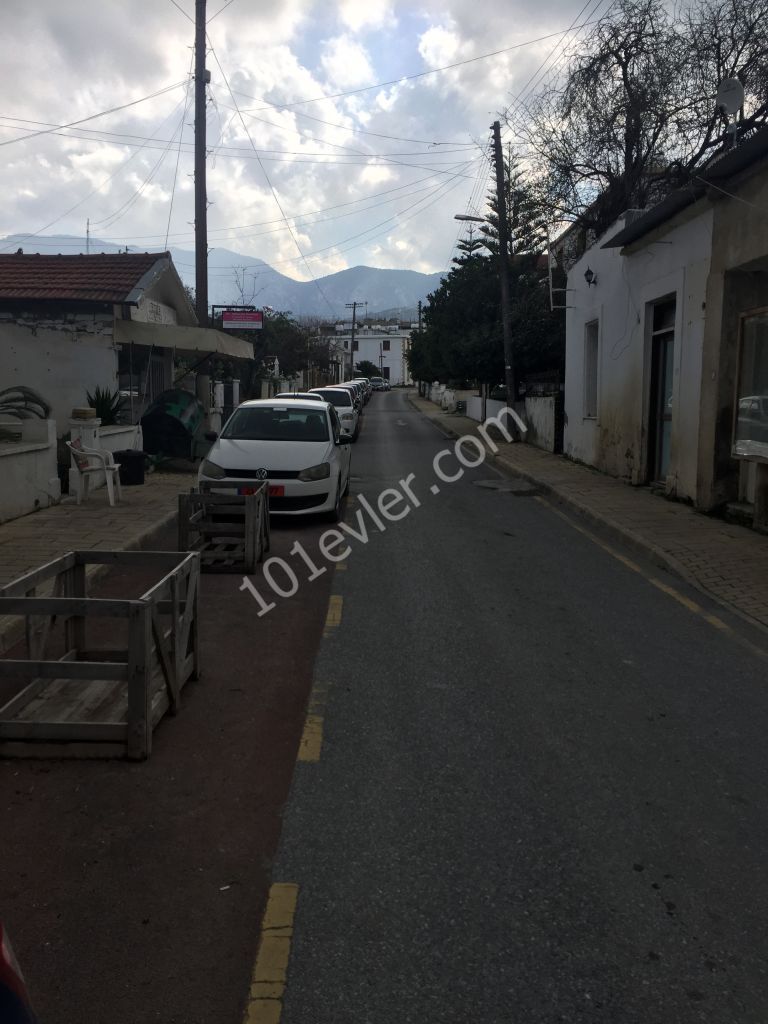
[0,80,188,149]
[205,37,342,318]
[165,51,196,246]
[0,84,192,253]
[226,22,606,113]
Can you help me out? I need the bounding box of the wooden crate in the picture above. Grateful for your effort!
[0,550,200,760]
[178,483,270,573]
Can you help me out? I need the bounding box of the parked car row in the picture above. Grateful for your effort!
[198,377,392,522]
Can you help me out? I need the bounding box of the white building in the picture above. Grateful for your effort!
[561,128,768,527]
[331,324,412,384]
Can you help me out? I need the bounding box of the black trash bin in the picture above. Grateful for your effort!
[115,450,146,486]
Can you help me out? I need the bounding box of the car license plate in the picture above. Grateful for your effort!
[238,486,257,495]
[268,485,284,497]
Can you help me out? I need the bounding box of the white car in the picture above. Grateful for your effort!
[310,386,360,439]
[199,399,352,521]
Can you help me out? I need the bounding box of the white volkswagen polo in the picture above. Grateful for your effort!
[198,399,353,521]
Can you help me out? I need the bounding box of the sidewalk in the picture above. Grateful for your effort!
[409,394,768,635]
[0,469,194,652]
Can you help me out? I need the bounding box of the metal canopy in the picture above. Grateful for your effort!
[114,319,254,360]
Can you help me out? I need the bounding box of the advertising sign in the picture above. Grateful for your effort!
[222,310,263,330]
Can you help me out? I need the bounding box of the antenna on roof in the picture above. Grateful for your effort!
[86,217,90,255]
[716,78,745,149]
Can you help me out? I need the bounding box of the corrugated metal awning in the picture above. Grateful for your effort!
[114,319,254,360]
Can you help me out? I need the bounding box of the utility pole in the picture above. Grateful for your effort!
[86,218,90,255]
[345,300,366,374]
[194,0,209,326]
[491,120,515,412]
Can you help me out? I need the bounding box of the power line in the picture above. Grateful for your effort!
[166,53,196,246]
[0,80,188,149]
[207,0,237,22]
[206,39,341,318]
[226,22,606,113]
[0,89,192,253]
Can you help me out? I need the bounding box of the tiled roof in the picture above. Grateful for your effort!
[0,252,171,303]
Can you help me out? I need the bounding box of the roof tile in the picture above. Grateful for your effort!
[0,252,170,303]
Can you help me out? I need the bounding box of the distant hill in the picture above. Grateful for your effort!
[0,234,443,320]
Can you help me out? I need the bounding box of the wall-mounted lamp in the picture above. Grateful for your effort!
[584,267,597,287]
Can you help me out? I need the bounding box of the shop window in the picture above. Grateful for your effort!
[734,311,768,456]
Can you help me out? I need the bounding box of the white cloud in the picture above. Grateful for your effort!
[0,0,597,279]
[337,0,397,33]
[320,35,376,90]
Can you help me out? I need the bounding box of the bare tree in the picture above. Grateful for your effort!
[512,0,768,237]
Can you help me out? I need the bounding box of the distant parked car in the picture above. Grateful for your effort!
[369,377,385,390]
[310,387,360,439]
[0,923,37,1023]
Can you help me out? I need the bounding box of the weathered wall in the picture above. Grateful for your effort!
[564,208,712,501]
[0,418,60,522]
[524,395,558,453]
[0,314,118,435]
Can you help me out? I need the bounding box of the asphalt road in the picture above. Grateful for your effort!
[3,390,768,1024]
[273,389,768,1024]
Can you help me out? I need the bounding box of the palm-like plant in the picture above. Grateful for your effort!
[86,386,123,425]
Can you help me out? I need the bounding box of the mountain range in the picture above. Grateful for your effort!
[1,234,443,320]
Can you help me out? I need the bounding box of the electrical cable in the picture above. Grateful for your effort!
[165,52,196,246]
[0,80,188,149]
[226,22,606,113]
[206,39,341,318]
[0,86,191,253]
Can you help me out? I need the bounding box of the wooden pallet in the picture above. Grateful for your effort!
[178,484,270,573]
[0,550,200,760]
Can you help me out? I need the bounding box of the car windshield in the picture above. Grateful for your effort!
[313,389,352,408]
[222,406,329,442]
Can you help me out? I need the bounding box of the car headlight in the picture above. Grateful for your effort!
[201,458,226,479]
[341,413,353,420]
[298,462,331,481]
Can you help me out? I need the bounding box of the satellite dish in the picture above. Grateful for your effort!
[716,78,744,115]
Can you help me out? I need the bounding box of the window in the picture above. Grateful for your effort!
[383,339,390,351]
[734,311,768,455]
[352,338,359,351]
[584,320,599,418]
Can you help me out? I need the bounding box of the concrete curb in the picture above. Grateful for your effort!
[0,508,179,656]
[408,394,768,640]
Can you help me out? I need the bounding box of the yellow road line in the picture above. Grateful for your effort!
[297,714,324,762]
[244,884,299,1024]
[324,594,343,635]
[535,496,767,658]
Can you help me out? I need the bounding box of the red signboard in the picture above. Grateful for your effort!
[222,310,263,330]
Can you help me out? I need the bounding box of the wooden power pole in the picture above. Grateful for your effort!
[491,120,515,408]
[194,0,209,325]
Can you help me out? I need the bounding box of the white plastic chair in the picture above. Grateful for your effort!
[66,440,123,506]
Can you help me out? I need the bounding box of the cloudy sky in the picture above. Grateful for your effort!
[0,0,602,286]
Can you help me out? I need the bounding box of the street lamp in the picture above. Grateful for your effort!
[454,212,516,423]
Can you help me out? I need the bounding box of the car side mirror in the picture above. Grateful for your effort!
[204,431,218,442]
[338,432,353,445]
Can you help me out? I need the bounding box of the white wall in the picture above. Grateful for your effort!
[353,332,412,384]
[0,419,60,522]
[563,208,712,500]
[0,317,118,436]
[525,396,558,453]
